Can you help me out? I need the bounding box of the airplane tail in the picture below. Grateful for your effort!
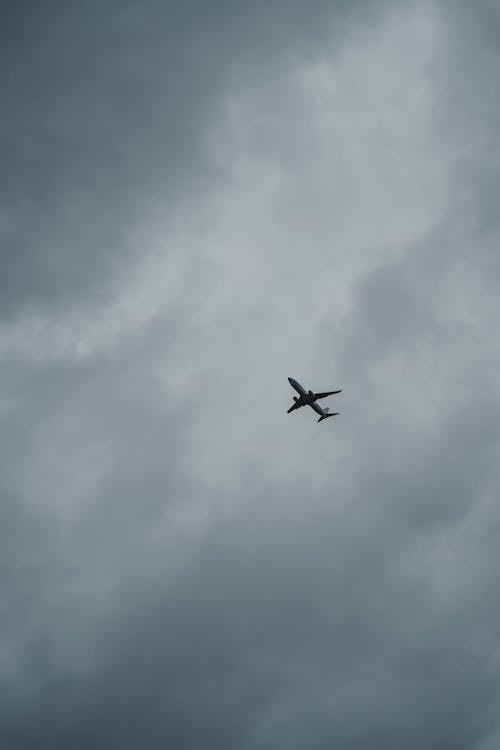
[318,411,339,423]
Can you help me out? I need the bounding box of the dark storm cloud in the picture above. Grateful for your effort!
[2,432,499,750]
[0,0,357,317]
[2,2,500,749]
[0,315,198,744]
[1,0,216,314]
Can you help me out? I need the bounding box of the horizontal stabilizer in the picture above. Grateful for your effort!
[317,412,339,423]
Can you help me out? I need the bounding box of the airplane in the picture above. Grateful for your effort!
[287,377,341,422]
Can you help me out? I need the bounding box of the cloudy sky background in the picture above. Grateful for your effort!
[1,1,500,747]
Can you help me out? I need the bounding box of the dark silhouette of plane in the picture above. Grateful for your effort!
[287,377,341,422]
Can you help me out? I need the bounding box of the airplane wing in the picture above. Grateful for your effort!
[314,389,342,400]
[287,401,303,413]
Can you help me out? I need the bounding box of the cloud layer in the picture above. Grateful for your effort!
[1,2,500,748]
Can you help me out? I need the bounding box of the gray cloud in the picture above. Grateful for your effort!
[2,1,500,748]
[0,0,357,317]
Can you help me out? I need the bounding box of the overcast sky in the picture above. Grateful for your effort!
[1,1,500,748]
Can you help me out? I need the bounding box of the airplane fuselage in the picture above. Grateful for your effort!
[288,378,313,403]
[288,378,320,405]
